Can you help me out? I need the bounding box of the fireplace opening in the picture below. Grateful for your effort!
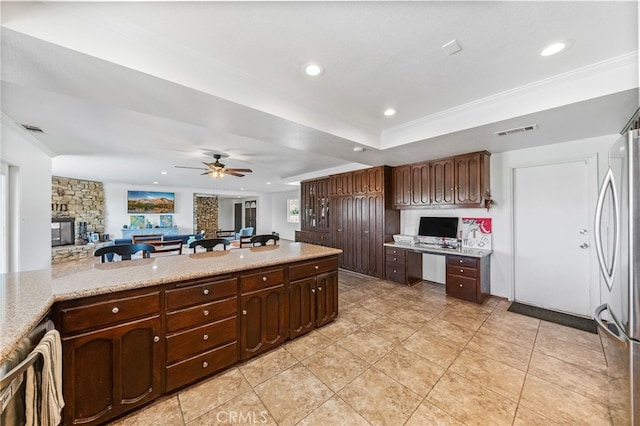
[52,218,75,247]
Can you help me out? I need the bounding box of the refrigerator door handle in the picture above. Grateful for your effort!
[595,303,627,349]
[594,168,619,291]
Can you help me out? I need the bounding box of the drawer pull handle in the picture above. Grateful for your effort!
[393,270,397,273]
[459,260,463,263]
[315,265,319,270]
[203,361,209,368]
[243,309,248,315]
[393,258,397,261]
[203,334,209,340]
[318,287,322,291]
[203,289,210,295]
[203,310,209,316]
[312,288,316,293]
[459,284,463,288]
[262,276,267,282]
[112,307,119,314]
[460,269,464,273]
[153,336,160,343]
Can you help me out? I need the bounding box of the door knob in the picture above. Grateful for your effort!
[580,243,589,249]
[580,229,588,235]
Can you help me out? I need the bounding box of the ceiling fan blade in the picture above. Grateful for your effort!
[224,171,245,177]
[226,168,252,173]
[175,165,209,170]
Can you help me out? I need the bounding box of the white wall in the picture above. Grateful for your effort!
[269,189,301,241]
[401,134,617,301]
[103,183,210,238]
[1,115,52,272]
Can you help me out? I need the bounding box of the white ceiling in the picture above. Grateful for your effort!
[1,1,638,195]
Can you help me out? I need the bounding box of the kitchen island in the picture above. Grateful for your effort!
[0,240,341,425]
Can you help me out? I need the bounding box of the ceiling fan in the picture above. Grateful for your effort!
[175,153,253,178]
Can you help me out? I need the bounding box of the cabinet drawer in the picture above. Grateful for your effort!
[165,341,238,392]
[289,257,338,281]
[166,278,237,310]
[447,255,478,269]
[446,275,477,301]
[166,297,237,333]
[385,247,407,258]
[446,264,477,279]
[60,292,160,334]
[386,253,406,265]
[240,268,285,293]
[386,264,406,284]
[166,316,237,364]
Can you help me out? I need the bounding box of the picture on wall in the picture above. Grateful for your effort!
[130,215,145,229]
[127,191,175,213]
[287,199,300,223]
[160,214,173,228]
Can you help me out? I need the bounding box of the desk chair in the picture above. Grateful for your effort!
[132,234,164,243]
[189,238,230,253]
[250,234,280,247]
[94,244,156,263]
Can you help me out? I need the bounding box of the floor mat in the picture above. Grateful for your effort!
[507,302,597,334]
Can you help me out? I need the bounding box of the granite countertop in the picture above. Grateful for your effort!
[384,242,493,258]
[0,241,341,364]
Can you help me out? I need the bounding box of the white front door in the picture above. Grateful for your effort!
[513,159,591,317]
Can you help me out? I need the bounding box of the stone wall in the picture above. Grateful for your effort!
[193,194,219,238]
[52,176,105,244]
[51,242,107,264]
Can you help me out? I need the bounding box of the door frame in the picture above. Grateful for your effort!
[509,154,601,317]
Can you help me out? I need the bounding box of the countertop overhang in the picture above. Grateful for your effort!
[1,241,341,363]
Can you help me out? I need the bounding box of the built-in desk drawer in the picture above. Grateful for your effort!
[165,341,237,392]
[289,257,338,281]
[447,255,478,269]
[240,268,285,293]
[446,264,477,279]
[166,316,237,364]
[166,297,236,332]
[165,278,237,310]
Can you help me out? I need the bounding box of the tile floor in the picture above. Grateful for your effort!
[112,270,615,425]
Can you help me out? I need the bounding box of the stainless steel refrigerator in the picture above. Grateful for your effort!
[595,129,639,425]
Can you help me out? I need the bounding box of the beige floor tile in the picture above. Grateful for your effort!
[374,346,445,397]
[178,368,252,423]
[496,299,512,311]
[448,349,526,401]
[426,372,517,426]
[476,316,538,348]
[111,395,184,425]
[404,401,465,426]
[337,328,396,363]
[513,406,562,426]
[364,315,419,344]
[297,395,371,426]
[237,347,298,386]
[338,368,422,426]
[387,305,439,325]
[254,364,333,426]
[534,333,607,374]
[315,318,359,341]
[283,330,333,361]
[435,309,488,330]
[538,320,602,352]
[527,351,609,402]
[339,289,371,306]
[186,391,276,425]
[489,309,541,330]
[466,330,533,371]
[519,375,612,425]
[419,318,475,346]
[301,344,370,392]
[337,304,381,327]
[358,297,400,314]
[401,330,462,368]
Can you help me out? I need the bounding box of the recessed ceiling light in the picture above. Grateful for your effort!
[266,182,271,185]
[161,171,167,175]
[541,42,566,56]
[303,63,324,77]
[153,181,158,185]
[383,108,397,117]
[240,187,245,191]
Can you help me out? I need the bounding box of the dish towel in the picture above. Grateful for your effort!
[25,329,65,426]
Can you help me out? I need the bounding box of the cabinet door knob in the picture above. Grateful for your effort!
[243,309,248,315]
[315,265,319,270]
[393,270,397,273]
[393,258,397,261]
[459,260,463,263]
[262,276,267,282]
[460,269,464,273]
[112,307,119,314]
[311,288,316,293]
[203,334,209,340]
[202,361,209,368]
[459,284,463,288]
[153,336,160,343]
[203,289,210,295]
[203,310,209,316]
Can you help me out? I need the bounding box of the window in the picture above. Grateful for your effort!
[287,199,300,223]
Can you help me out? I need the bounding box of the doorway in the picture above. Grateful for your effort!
[512,158,594,317]
[234,203,242,232]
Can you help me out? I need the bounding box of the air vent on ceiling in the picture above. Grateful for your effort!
[495,124,538,136]
[20,124,44,133]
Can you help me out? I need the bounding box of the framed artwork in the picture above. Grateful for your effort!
[461,217,492,249]
[160,214,173,228]
[127,191,175,213]
[287,199,300,223]
[130,215,145,229]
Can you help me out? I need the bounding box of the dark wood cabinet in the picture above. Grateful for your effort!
[239,268,288,361]
[329,172,353,196]
[298,178,330,246]
[244,200,257,229]
[384,246,423,286]
[353,167,384,194]
[445,255,491,303]
[392,164,431,208]
[331,195,354,270]
[392,166,412,208]
[431,158,456,206]
[454,152,490,206]
[164,277,238,392]
[58,292,162,426]
[295,230,332,247]
[289,257,339,338]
